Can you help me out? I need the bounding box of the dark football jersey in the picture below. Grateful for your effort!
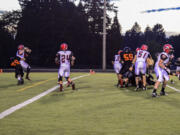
[121,51,134,66]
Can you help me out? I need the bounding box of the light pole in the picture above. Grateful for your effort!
[102,0,107,71]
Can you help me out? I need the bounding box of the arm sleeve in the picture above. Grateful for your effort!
[16,51,24,59]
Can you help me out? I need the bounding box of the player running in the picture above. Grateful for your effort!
[55,43,75,92]
[133,44,151,91]
[112,50,122,87]
[118,47,134,88]
[152,44,174,97]
[16,44,32,80]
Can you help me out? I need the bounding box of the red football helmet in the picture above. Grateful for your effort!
[163,44,173,54]
[18,44,24,50]
[118,50,123,55]
[141,44,148,51]
[136,47,140,52]
[60,43,68,51]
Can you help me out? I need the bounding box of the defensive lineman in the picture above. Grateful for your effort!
[119,47,134,87]
[55,43,75,91]
[152,44,174,97]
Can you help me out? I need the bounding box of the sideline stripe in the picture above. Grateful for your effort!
[17,77,57,92]
[0,74,90,120]
[167,85,180,92]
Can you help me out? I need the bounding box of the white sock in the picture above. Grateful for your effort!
[18,76,21,81]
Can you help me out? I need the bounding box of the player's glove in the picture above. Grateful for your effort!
[164,67,171,75]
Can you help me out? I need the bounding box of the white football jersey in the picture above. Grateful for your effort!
[16,50,25,59]
[136,50,150,62]
[156,52,170,65]
[57,50,72,67]
[114,55,121,65]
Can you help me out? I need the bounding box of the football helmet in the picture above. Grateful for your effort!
[123,46,131,53]
[118,50,123,55]
[60,43,68,51]
[141,44,148,51]
[18,44,24,50]
[163,44,173,54]
[136,47,140,52]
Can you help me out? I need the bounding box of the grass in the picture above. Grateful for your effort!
[0,72,180,135]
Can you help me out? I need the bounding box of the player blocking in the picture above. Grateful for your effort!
[55,43,75,92]
[152,44,174,97]
[11,44,32,85]
[133,44,152,91]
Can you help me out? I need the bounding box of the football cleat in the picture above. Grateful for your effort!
[143,86,147,90]
[26,76,31,81]
[160,91,168,96]
[152,92,158,97]
[59,84,63,92]
[72,83,75,90]
[135,86,139,91]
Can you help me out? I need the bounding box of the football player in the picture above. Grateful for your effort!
[118,47,134,87]
[16,44,32,80]
[10,57,24,85]
[112,50,122,87]
[132,44,151,91]
[55,43,75,92]
[152,44,174,97]
[175,57,180,80]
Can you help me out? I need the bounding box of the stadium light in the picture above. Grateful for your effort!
[102,0,107,71]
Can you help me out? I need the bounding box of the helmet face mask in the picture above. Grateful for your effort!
[123,47,131,53]
[60,43,68,51]
[141,44,148,51]
[18,44,24,50]
[163,44,173,54]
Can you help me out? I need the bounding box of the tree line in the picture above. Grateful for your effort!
[0,0,180,68]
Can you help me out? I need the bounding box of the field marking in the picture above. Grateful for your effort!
[0,74,90,120]
[17,77,57,92]
[167,85,180,92]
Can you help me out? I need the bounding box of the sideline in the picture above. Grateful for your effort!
[0,74,90,120]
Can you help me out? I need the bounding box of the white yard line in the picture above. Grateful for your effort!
[0,74,90,120]
[167,85,180,92]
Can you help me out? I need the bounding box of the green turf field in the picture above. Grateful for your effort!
[0,72,180,135]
